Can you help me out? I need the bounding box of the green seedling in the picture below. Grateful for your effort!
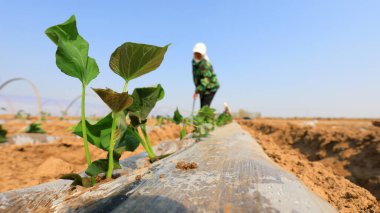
[74,42,169,178]
[47,15,169,181]
[173,108,190,140]
[24,122,46,134]
[126,84,165,162]
[92,88,133,178]
[109,41,168,164]
[46,15,99,184]
[0,125,7,143]
[192,106,216,139]
[216,112,233,126]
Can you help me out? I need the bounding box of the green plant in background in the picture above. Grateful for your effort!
[173,108,190,140]
[192,106,216,139]
[24,122,46,134]
[216,112,233,126]
[46,15,100,184]
[0,125,7,143]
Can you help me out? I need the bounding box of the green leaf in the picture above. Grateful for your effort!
[114,125,140,158]
[73,113,140,153]
[173,108,183,124]
[24,123,46,134]
[45,15,78,45]
[180,127,187,140]
[60,173,92,187]
[85,159,121,176]
[127,84,165,124]
[109,42,170,81]
[93,88,133,112]
[73,113,113,151]
[216,112,233,126]
[56,38,99,85]
[46,15,99,85]
[198,106,216,120]
[192,106,217,139]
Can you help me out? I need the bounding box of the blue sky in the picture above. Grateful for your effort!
[0,1,379,117]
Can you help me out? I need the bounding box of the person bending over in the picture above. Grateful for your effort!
[192,42,220,108]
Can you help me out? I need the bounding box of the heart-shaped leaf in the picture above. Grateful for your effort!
[56,38,99,85]
[109,42,170,81]
[45,15,99,85]
[93,88,133,112]
[127,84,165,124]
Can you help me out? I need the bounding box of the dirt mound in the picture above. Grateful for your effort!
[0,118,183,192]
[239,119,379,212]
[36,157,75,178]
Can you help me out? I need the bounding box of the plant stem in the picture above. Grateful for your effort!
[134,128,155,159]
[81,83,95,185]
[180,123,187,140]
[107,111,119,179]
[122,80,129,92]
[141,125,155,160]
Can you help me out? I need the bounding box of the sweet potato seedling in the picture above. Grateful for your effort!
[126,84,165,162]
[46,15,99,184]
[46,15,169,181]
[192,106,217,139]
[216,112,233,126]
[24,122,46,134]
[74,42,169,178]
[173,108,190,140]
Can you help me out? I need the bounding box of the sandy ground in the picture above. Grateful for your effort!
[1,115,379,212]
[239,118,379,213]
[0,115,182,192]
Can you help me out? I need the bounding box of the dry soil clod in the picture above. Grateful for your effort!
[176,161,198,170]
[135,175,142,181]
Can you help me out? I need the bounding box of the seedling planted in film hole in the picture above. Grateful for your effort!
[46,15,99,185]
[74,42,170,178]
[47,15,170,182]
[24,122,46,134]
[173,108,190,140]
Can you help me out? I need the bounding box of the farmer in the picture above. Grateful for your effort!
[192,42,220,108]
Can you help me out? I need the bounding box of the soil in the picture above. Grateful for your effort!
[176,161,198,170]
[0,115,183,192]
[238,118,380,213]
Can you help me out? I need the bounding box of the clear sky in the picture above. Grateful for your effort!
[0,1,379,117]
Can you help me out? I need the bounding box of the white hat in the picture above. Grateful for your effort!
[193,42,207,55]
